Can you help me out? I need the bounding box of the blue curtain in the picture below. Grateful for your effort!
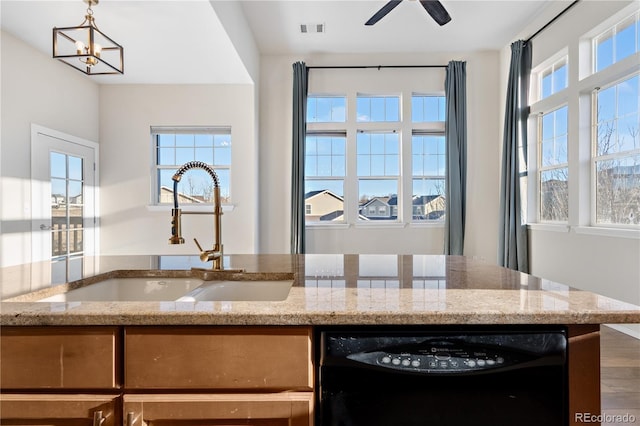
[444,61,467,255]
[498,41,531,272]
[291,61,308,254]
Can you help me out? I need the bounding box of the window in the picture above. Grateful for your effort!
[594,12,639,72]
[307,96,346,122]
[593,74,640,225]
[540,57,568,99]
[152,127,231,205]
[412,95,446,122]
[539,106,569,222]
[304,93,446,225]
[357,131,399,221]
[412,134,446,220]
[357,95,400,122]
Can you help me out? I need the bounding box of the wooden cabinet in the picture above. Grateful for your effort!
[123,393,313,426]
[0,394,118,426]
[123,327,313,425]
[124,326,313,391]
[0,327,119,389]
[1,326,314,426]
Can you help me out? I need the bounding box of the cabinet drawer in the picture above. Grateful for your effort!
[0,327,119,389]
[1,394,118,426]
[125,326,313,390]
[123,393,313,426]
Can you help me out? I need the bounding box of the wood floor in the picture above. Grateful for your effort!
[600,326,640,425]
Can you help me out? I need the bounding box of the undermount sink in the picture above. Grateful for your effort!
[176,280,294,302]
[37,277,205,302]
[35,277,294,302]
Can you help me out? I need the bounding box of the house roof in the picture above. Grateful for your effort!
[305,189,344,202]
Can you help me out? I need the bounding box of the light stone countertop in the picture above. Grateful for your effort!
[1,254,639,326]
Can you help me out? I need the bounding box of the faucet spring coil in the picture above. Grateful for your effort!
[172,160,220,187]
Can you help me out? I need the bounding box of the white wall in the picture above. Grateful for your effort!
[259,52,501,259]
[98,84,258,256]
[499,0,640,337]
[0,31,99,271]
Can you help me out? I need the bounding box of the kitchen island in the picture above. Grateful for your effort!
[1,254,639,426]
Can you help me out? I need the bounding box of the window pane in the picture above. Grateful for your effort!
[195,134,213,147]
[357,97,370,121]
[175,134,193,147]
[195,147,214,165]
[304,180,345,222]
[357,96,400,122]
[615,17,636,62]
[596,155,640,224]
[358,179,398,221]
[540,168,568,222]
[597,76,640,155]
[371,97,385,121]
[306,135,346,178]
[176,147,193,164]
[51,152,66,179]
[412,96,445,122]
[215,146,231,166]
[157,134,174,147]
[412,97,424,122]
[412,178,446,221]
[553,63,567,92]
[158,147,175,165]
[540,106,568,167]
[68,156,83,181]
[307,96,347,122]
[596,31,614,72]
[386,97,399,121]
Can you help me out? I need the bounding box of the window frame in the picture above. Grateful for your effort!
[150,126,232,206]
[538,105,570,223]
[590,73,640,227]
[304,92,446,228]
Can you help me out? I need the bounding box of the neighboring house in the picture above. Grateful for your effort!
[360,197,394,219]
[51,194,65,208]
[160,186,206,204]
[305,190,344,222]
[413,195,446,220]
[359,194,446,220]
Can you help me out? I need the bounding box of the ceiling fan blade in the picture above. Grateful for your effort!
[365,0,403,26]
[419,0,451,26]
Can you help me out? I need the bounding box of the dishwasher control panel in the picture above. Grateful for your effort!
[346,341,527,374]
[325,330,567,375]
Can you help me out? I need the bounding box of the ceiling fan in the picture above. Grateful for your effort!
[365,0,451,26]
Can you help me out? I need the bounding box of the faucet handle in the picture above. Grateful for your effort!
[193,238,205,252]
[194,238,218,263]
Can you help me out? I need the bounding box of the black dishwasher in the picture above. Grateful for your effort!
[318,326,567,426]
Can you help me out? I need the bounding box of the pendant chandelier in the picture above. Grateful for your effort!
[52,0,124,75]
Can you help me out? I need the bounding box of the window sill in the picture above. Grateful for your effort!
[147,204,235,213]
[528,223,640,239]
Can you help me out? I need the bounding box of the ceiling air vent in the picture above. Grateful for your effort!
[300,23,325,34]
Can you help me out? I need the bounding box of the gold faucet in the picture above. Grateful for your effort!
[169,161,241,272]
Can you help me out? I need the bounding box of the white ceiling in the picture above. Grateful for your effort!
[0,0,558,84]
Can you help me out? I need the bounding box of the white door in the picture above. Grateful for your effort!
[31,125,98,285]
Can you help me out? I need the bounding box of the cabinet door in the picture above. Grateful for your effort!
[125,327,312,390]
[1,326,119,389]
[123,393,313,426]
[0,394,118,426]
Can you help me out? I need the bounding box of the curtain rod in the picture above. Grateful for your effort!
[525,0,580,44]
[308,64,447,70]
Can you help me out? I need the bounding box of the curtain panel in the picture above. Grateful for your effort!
[444,61,468,255]
[291,61,309,254]
[498,40,531,272]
